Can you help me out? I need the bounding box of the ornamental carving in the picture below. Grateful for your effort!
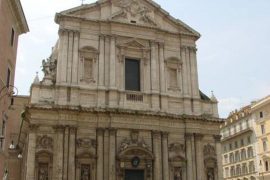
[174,167,183,180]
[169,143,185,154]
[36,135,53,150]
[203,144,216,156]
[77,138,96,149]
[112,0,156,26]
[41,56,57,84]
[119,131,149,152]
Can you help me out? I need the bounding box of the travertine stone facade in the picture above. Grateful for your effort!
[19,0,222,180]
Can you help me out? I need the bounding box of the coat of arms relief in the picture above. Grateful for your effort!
[111,0,157,26]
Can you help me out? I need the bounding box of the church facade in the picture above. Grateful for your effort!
[19,0,223,180]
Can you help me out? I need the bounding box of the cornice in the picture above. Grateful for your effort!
[7,0,29,34]
[55,14,198,38]
[25,104,223,123]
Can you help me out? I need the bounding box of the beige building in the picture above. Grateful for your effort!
[221,106,257,180]
[0,0,29,178]
[251,96,270,180]
[17,0,222,180]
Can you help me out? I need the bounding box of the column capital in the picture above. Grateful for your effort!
[213,135,222,142]
[109,128,117,135]
[152,130,161,138]
[97,128,105,135]
[185,133,193,139]
[194,133,204,140]
[52,125,65,132]
[70,126,78,133]
[162,132,169,138]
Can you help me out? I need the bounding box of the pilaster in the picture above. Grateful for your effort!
[153,131,162,180]
[63,126,69,180]
[98,34,105,88]
[57,28,69,83]
[109,35,116,89]
[68,126,77,180]
[71,31,80,84]
[185,133,194,180]
[109,128,117,180]
[25,125,38,180]
[52,125,65,180]
[214,135,223,180]
[162,132,169,180]
[195,133,204,180]
[150,41,158,92]
[97,128,104,180]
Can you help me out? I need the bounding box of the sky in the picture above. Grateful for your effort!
[16,0,270,118]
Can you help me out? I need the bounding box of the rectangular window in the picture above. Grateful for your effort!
[241,139,244,146]
[235,141,238,149]
[10,28,15,46]
[261,124,265,134]
[247,136,251,144]
[125,59,140,91]
[84,58,93,80]
[229,143,232,151]
[6,68,11,87]
[168,68,177,88]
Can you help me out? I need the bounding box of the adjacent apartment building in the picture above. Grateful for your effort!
[221,106,257,180]
[0,0,29,178]
[221,95,270,180]
[251,96,270,180]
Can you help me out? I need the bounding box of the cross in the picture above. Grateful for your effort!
[81,0,86,5]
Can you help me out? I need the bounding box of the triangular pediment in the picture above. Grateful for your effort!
[56,0,200,38]
[118,38,146,49]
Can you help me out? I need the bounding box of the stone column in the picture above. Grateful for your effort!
[52,125,64,180]
[159,42,165,93]
[185,133,194,180]
[189,47,199,98]
[162,132,169,180]
[109,129,117,180]
[191,134,197,180]
[214,135,223,180]
[150,41,158,92]
[181,46,188,97]
[97,128,104,180]
[63,126,69,180]
[68,127,76,180]
[110,36,116,89]
[72,31,80,84]
[57,29,68,83]
[67,31,74,83]
[104,129,109,180]
[195,134,204,180]
[98,35,105,87]
[153,131,162,180]
[25,125,38,180]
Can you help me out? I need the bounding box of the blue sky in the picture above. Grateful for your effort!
[16,0,270,118]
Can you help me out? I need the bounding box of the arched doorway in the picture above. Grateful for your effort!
[117,146,154,180]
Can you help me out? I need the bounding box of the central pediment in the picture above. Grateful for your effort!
[56,0,200,37]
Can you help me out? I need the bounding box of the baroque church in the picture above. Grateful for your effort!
[19,0,223,180]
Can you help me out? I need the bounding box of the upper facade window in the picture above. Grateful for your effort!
[125,58,140,91]
[261,124,266,135]
[165,57,182,91]
[79,46,98,84]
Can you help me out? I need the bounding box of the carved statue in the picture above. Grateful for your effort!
[41,56,57,84]
[169,143,185,154]
[174,167,182,180]
[119,131,149,152]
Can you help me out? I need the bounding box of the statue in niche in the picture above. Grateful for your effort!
[81,164,90,180]
[38,164,48,180]
[174,167,182,180]
[207,168,214,180]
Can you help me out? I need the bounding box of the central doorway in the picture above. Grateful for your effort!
[125,170,144,180]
